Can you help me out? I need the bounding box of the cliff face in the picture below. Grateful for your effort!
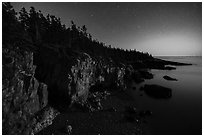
[34,45,133,110]
[2,44,149,134]
[2,47,48,134]
[34,45,95,110]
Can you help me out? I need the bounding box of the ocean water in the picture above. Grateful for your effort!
[128,56,202,135]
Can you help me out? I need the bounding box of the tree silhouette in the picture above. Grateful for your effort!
[3,2,153,65]
[2,2,30,47]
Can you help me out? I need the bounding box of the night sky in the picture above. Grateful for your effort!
[12,2,202,56]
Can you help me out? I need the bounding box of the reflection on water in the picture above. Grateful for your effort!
[127,56,202,135]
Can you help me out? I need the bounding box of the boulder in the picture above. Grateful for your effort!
[31,106,60,134]
[163,75,178,81]
[66,125,72,135]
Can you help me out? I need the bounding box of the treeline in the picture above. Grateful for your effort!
[3,2,153,64]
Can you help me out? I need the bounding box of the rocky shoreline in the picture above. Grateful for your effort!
[2,3,192,134]
[2,44,190,134]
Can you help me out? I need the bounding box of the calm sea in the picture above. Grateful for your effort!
[128,56,202,135]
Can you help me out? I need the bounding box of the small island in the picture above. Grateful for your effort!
[163,75,178,81]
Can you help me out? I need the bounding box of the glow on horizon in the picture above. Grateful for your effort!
[130,31,202,56]
[11,2,201,56]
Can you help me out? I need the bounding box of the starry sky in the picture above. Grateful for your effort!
[12,2,202,56]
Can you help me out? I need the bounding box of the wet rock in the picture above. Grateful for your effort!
[64,121,72,135]
[31,107,60,135]
[141,84,172,99]
[66,125,72,135]
[163,75,178,81]
[73,90,109,112]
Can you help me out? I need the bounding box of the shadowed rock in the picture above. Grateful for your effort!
[163,75,178,81]
[2,47,50,134]
[141,84,172,99]
[138,70,153,79]
[131,70,153,84]
[34,45,134,111]
[131,71,144,83]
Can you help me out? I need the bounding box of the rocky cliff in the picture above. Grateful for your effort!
[34,45,134,110]
[2,44,137,134]
[2,46,51,134]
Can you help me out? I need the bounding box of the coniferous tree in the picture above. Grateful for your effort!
[4,2,153,64]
